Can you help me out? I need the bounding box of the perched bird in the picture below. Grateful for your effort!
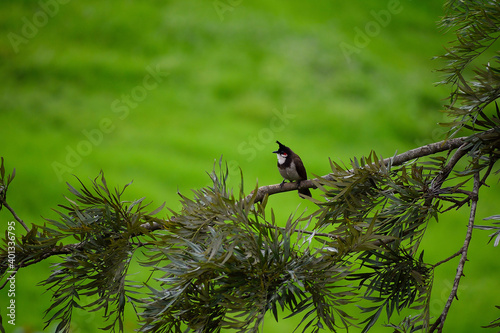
[273,141,312,197]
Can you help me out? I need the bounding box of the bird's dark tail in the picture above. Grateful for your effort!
[298,187,312,198]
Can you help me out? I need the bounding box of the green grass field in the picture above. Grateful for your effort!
[1,0,499,332]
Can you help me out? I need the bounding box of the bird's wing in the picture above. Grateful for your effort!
[294,155,308,180]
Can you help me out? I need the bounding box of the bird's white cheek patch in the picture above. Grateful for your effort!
[277,154,286,165]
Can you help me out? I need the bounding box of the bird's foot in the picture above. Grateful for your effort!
[280,180,287,188]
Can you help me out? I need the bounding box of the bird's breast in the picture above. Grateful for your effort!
[279,161,302,181]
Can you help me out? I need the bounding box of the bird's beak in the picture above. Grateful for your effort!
[272,150,278,154]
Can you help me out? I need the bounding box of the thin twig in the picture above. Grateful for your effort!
[434,172,480,333]
[479,158,495,187]
[432,249,462,268]
[429,143,469,195]
[13,243,83,269]
[1,200,30,232]
[0,269,18,290]
[262,223,342,240]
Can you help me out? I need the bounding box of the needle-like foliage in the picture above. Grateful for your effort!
[139,164,357,333]
[0,1,499,332]
[437,0,500,137]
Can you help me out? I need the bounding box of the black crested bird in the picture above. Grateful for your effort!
[273,141,312,197]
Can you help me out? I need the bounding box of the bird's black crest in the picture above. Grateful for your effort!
[273,141,290,154]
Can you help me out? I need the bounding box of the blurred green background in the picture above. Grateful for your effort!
[1,0,499,332]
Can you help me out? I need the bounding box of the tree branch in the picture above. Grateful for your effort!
[15,243,84,270]
[433,171,481,333]
[249,134,472,203]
